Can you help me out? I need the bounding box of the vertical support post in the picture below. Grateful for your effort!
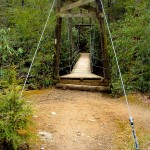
[22,0,25,6]
[95,0,110,79]
[107,0,112,21]
[90,27,93,73]
[68,12,73,72]
[78,25,80,51]
[53,0,62,80]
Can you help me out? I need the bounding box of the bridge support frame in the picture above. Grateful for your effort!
[68,10,73,72]
[54,0,111,80]
[95,0,111,79]
[53,0,62,80]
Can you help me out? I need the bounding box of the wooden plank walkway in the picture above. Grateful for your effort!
[61,53,104,79]
[57,53,110,91]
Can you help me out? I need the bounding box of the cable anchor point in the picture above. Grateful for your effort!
[129,116,140,150]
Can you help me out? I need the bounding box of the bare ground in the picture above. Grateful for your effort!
[25,88,150,150]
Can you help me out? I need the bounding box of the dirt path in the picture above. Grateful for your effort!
[26,88,150,150]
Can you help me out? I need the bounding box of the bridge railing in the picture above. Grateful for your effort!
[59,47,80,75]
[89,28,111,77]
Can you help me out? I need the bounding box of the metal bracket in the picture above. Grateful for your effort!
[129,116,140,150]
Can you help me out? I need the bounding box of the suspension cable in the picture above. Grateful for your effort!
[19,0,56,99]
[98,0,131,117]
[99,0,139,149]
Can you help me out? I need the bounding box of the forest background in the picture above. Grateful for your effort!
[0,0,149,95]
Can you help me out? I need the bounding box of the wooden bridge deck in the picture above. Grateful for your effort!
[61,53,103,79]
[58,53,110,92]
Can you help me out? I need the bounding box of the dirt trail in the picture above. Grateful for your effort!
[26,88,150,150]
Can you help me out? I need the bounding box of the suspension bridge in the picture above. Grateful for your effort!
[53,0,111,91]
[20,0,139,149]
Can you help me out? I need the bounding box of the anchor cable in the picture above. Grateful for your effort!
[98,0,139,149]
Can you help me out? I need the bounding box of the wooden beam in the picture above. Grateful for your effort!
[53,17,62,80]
[76,24,93,27]
[53,0,62,80]
[79,5,97,12]
[60,0,95,12]
[56,83,110,92]
[58,12,96,18]
[95,0,111,79]
[68,11,73,72]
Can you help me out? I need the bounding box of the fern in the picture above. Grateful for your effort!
[0,69,33,150]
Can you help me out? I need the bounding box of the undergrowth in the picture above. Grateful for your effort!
[0,68,33,150]
[114,119,150,150]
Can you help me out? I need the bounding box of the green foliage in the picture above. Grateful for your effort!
[29,51,54,89]
[0,69,33,150]
[0,28,23,60]
[0,29,13,62]
[1,0,149,94]
[0,29,23,80]
[110,0,150,95]
[0,0,56,89]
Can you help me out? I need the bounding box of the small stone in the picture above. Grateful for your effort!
[40,147,44,150]
[39,132,45,136]
[77,132,81,136]
[90,119,96,122]
[95,117,99,120]
[73,139,77,142]
[38,131,53,141]
[51,112,57,116]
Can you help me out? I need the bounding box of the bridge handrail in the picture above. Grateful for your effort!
[59,47,80,72]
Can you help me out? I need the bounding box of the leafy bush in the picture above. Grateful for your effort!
[110,1,150,95]
[0,69,33,150]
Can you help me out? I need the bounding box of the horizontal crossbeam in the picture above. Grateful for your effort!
[79,5,96,12]
[57,12,96,18]
[76,24,93,27]
[60,0,95,12]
